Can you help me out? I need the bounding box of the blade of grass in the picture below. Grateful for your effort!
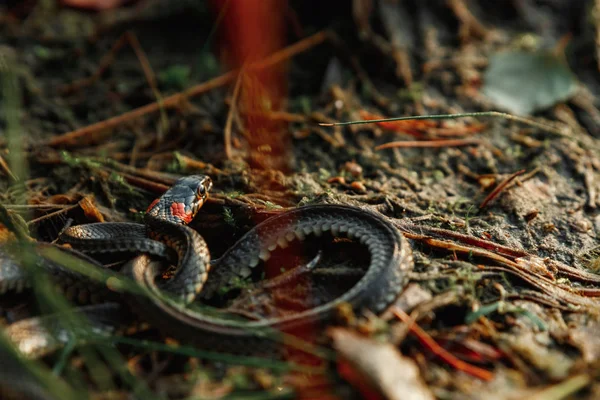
[32,245,335,366]
[319,111,566,136]
[0,331,83,400]
[106,336,322,374]
[52,339,77,376]
[14,242,158,399]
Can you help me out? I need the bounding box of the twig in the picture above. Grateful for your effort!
[392,307,494,381]
[312,127,345,147]
[393,218,600,284]
[26,203,79,226]
[375,138,482,150]
[2,204,72,210]
[583,161,597,208]
[224,68,244,160]
[126,31,168,141]
[46,31,328,148]
[529,374,590,400]
[59,33,129,94]
[479,169,526,209]
[0,154,17,181]
[113,171,170,195]
[97,161,175,187]
[244,110,307,123]
[320,111,567,136]
[173,153,225,176]
[415,236,598,307]
[447,0,493,40]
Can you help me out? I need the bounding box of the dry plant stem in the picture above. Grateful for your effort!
[505,292,566,310]
[396,219,600,284]
[596,0,600,71]
[313,127,344,147]
[224,69,245,160]
[515,166,540,183]
[385,291,460,345]
[175,154,225,176]
[97,159,177,186]
[126,32,168,141]
[105,163,176,189]
[529,374,591,400]
[104,151,172,162]
[571,288,600,297]
[207,194,261,210]
[326,32,390,108]
[108,170,169,194]
[484,266,596,308]
[242,193,295,207]
[244,110,307,123]
[547,259,600,283]
[394,220,529,259]
[479,169,526,209]
[395,223,599,307]
[59,33,129,94]
[127,32,159,93]
[392,307,494,381]
[447,0,492,40]
[2,204,72,210]
[46,31,328,148]
[583,161,597,208]
[375,138,482,150]
[26,203,79,226]
[129,130,143,166]
[0,154,17,181]
[419,125,485,137]
[320,111,566,136]
[420,237,540,275]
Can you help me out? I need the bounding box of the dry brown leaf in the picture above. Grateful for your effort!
[329,328,433,400]
[79,197,104,223]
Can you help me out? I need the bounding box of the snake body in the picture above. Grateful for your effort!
[1,175,413,357]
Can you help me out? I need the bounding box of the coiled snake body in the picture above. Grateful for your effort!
[2,175,414,357]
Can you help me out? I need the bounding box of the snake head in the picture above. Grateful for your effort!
[196,175,213,203]
[146,175,213,225]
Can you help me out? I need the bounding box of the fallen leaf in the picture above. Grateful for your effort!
[482,50,578,115]
[329,328,434,400]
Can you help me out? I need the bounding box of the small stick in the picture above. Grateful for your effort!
[479,169,526,209]
[375,138,482,150]
[26,203,79,226]
[97,160,175,187]
[224,68,245,160]
[528,374,590,400]
[127,31,168,140]
[2,204,71,210]
[392,307,494,381]
[59,33,129,94]
[319,111,566,136]
[244,110,307,123]
[116,172,170,194]
[0,154,17,181]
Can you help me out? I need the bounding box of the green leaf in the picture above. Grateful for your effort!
[482,51,578,115]
[158,65,191,89]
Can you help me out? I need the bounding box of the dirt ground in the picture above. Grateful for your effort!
[1,1,600,399]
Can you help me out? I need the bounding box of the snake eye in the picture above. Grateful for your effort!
[197,177,212,199]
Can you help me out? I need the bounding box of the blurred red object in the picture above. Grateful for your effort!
[211,0,290,171]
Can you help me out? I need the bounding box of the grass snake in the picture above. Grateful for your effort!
[1,175,414,357]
